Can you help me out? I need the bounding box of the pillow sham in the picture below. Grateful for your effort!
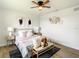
[26,30,33,38]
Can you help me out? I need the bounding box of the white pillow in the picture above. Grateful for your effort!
[18,30,23,37]
[18,30,27,37]
[26,30,33,38]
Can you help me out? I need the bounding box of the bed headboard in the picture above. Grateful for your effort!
[14,27,33,36]
[14,27,33,31]
[14,26,41,36]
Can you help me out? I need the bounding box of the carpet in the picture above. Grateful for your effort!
[10,46,60,58]
[9,47,22,58]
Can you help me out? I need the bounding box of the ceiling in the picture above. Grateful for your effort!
[0,0,79,15]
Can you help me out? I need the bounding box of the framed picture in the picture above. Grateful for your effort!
[28,19,31,25]
[19,18,23,25]
[49,16,62,24]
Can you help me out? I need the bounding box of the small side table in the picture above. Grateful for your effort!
[7,35,15,45]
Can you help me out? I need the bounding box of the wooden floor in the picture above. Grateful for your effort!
[52,42,79,58]
[0,45,16,58]
[0,43,79,58]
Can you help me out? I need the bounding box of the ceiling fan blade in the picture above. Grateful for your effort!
[43,0,49,5]
[32,1,38,5]
[31,6,38,8]
[42,6,51,8]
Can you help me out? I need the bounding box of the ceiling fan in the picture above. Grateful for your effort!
[31,0,51,10]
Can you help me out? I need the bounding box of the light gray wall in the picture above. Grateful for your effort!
[0,9,7,46]
[40,5,79,50]
[0,9,40,46]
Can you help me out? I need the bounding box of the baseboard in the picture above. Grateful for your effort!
[0,43,7,47]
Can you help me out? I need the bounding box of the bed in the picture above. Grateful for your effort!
[14,27,45,58]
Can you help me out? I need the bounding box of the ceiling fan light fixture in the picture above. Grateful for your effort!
[31,0,50,11]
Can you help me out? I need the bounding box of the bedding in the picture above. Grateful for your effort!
[15,34,42,58]
[14,28,49,58]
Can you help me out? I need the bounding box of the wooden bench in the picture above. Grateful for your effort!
[32,42,54,58]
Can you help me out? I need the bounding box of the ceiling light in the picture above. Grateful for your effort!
[38,6,43,10]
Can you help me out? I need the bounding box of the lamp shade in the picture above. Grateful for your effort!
[33,26,41,33]
[7,27,14,31]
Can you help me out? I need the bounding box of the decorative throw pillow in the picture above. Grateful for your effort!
[41,37,48,47]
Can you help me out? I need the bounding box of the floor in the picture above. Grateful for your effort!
[0,45,16,58]
[51,42,79,58]
[0,43,79,58]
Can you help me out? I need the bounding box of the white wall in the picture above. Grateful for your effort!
[0,8,40,46]
[40,5,79,50]
[0,9,7,46]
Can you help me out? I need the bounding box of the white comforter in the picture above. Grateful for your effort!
[15,35,39,58]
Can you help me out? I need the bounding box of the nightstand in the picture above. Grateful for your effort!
[7,35,15,45]
[32,42,54,58]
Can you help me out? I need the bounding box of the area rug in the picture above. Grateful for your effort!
[10,46,60,58]
[32,46,60,58]
[9,47,22,58]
